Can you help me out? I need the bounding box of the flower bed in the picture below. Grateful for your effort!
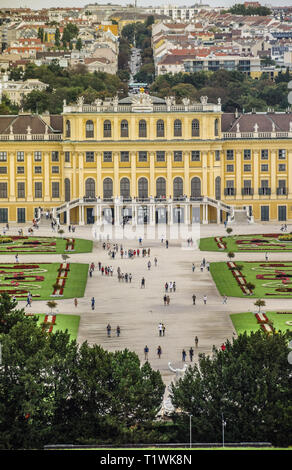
[42,314,56,333]
[215,236,226,250]
[255,312,274,334]
[227,262,253,295]
[51,263,70,297]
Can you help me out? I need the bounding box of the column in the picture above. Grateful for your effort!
[66,207,70,226]
[184,203,190,224]
[9,152,15,201]
[167,151,172,197]
[27,152,33,201]
[203,204,208,224]
[78,152,84,198]
[79,204,84,225]
[113,151,119,198]
[149,152,155,197]
[288,150,292,198]
[184,151,190,197]
[96,151,102,198]
[270,150,277,199]
[72,152,77,199]
[131,152,136,197]
[202,151,208,196]
[236,150,241,200]
[217,207,221,224]
[114,199,120,226]
[253,151,259,199]
[149,200,155,226]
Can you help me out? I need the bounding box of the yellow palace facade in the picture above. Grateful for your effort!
[0,91,292,225]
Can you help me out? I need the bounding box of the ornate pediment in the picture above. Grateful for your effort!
[131,92,153,112]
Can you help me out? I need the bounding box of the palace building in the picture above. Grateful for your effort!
[0,91,291,226]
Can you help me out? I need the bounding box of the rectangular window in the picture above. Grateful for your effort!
[0,152,7,161]
[0,208,8,222]
[244,149,251,160]
[52,151,59,162]
[156,151,165,162]
[261,164,269,172]
[120,151,129,162]
[191,151,200,161]
[34,166,42,174]
[17,151,24,162]
[278,149,286,159]
[17,166,24,174]
[215,150,220,161]
[65,151,70,162]
[35,182,42,198]
[0,167,7,174]
[138,151,147,162]
[17,182,25,198]
[34,151,42,161]
[86,151,94,162]
[17,208,25,223]
[261,149,269,160]
[244,164,251,172]
[103,151,112,162]
[226,164,234,172]
[226,150,234,160]
[52,166,59,174]
[174,151,182,162]
[52,182,60,198]
[278,164,286,171]
[0,182,7,198]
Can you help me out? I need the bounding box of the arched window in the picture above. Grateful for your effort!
[103,178,113,199]
[173,177,183,198]
[215,176,221,200]
[85,178,95,198]
[191,177,201,198]
[139,120,147,138]
[85,120,94,138]
[214,118,219,137]
[156,177,166,198]
[138,177,148,198]
[64,178,70,201]
[192,119,200,137]
[121,120,128,138]
[120,177,130,199]
[103,120,111,138]
[174,119,182,137]
[65,120,71,138]
[156,119,164,138]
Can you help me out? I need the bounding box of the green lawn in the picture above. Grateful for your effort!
[35,314,80,340]
[199,234,292,252]
[231,312,292,335]
[210,261,292,298]
[0,263,88,300]
[0,236,93,254]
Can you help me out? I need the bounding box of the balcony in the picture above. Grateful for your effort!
[259,188,271,196]
[241,188,254,196]
[224,188,236,196]
[276,187,287,196]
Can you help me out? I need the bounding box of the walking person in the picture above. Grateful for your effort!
[144,345,149,360]
[91,297,95,310]
[116,325,121,337]
[222,295,227,304]
[173,282,176,293]
[157,345,162,359]
[265,252,268,262]
[74,298,78,308]
[106,324,111,337]
[192,294,196,305]
[162,323,166,336]
[189,347,194,362]
[166,295,170,306]
[154,257,158,267]
[195,336,199,348]
[158,322,163,337]
[129,273,132,283]
[192,263,195,272]
[166,240,168,249]
[163,294,167,306]
[15,254,19,264]
[147,260,151,270]
[165,282,168,292]
[203,295,207,305]
[141,277,145,288]
[182,349,187,361]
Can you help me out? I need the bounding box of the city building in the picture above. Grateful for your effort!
[0,91,291,225]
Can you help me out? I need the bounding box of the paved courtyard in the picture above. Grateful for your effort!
[3,220,292,389]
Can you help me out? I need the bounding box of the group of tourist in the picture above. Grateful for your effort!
[106,324,121,337]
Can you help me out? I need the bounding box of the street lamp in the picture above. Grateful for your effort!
[189,414,192,448]
[222,412,227,447]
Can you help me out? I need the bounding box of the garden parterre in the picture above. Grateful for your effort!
[200,233,292,252]
[0,235,93,254]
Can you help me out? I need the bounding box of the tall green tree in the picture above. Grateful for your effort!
[170,331,292,447]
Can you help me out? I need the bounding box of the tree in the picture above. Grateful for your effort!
[246,282,255,294]
[76,38,82,51]
[226,227,233,236]
[254,298,266,313]
[55,27,61,47]
[46,300,57,314]
[170,330,292,446]
[0,293,37,335]
[227,251,235,262]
